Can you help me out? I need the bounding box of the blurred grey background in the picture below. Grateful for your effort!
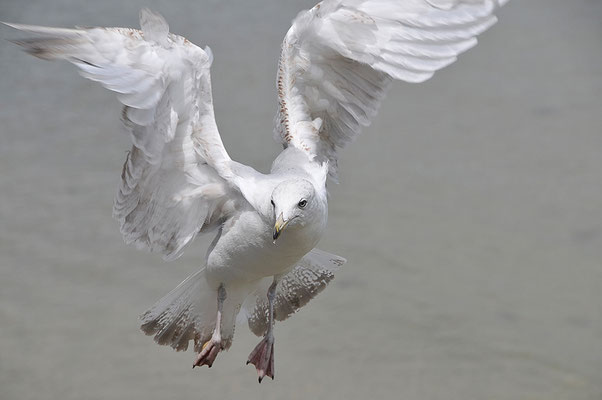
[1,1,601,399]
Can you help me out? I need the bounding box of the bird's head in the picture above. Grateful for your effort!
[270,179,322,242]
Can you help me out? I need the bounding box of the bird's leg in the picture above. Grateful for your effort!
[247,278,278,382]
[193,283,226,368]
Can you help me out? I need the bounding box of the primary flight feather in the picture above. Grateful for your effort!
[5,0,508,382]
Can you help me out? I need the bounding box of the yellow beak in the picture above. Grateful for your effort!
[273,213,290,242]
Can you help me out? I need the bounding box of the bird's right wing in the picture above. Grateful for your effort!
[6,9,241,260]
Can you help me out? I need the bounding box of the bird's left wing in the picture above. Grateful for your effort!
[274,0,508,179]
[6,10,240,260]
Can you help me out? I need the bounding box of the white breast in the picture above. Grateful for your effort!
[205,209,323,284]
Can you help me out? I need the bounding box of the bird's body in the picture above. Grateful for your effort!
[5,0,508,382]
[206,148,328,284]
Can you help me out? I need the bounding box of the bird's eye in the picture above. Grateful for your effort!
[298,199,307,208]
[270,199,275,208]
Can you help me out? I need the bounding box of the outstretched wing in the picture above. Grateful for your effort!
[6,9,240,260]
[275,0,508,179]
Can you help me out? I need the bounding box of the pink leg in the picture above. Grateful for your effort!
[247,279,277,382]
[193,284,226,368]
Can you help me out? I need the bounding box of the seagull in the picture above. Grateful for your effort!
[5,0,508,382]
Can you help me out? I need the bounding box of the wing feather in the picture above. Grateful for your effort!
[6,9,241,260]
[274,0,508,179]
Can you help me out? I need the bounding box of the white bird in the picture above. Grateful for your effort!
[5,0,508,382]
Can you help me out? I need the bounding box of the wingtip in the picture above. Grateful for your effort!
[0,22,84,37]
[2,21,36,32]
[6,38,23,46]
[2,21,21,30]
[5,38,37,54]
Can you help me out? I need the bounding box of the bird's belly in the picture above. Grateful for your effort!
[205,210,319,284]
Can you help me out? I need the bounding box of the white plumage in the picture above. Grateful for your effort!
[5,0,507,382]
[276,0,508,178]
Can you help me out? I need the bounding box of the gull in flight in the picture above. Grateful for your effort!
[5,0,508,382]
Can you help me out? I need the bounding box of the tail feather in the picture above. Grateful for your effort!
[140,268,219,352]
[140,268,253,352]
[244,248,346,337]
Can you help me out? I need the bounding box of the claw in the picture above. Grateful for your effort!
[193,338,221,369]
[247,335,274,383]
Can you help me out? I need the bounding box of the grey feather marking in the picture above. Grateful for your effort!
[247,248,346,337]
